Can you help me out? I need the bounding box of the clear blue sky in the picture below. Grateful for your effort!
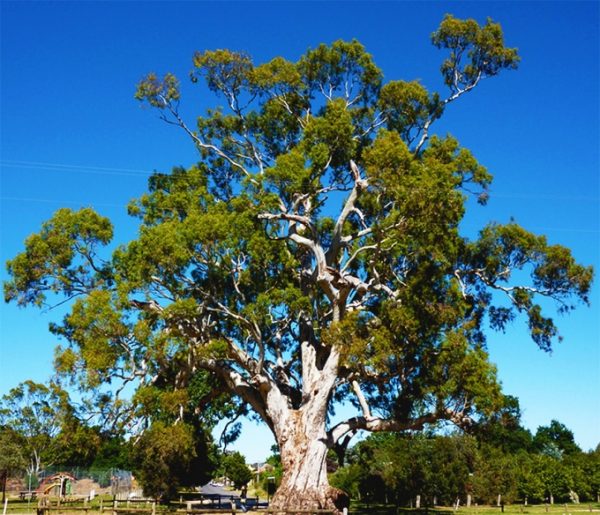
[1,1,598,461]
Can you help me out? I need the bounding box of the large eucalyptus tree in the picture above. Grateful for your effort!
[5,16,592,512]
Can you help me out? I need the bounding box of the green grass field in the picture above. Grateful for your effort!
[3,497,599,515]
[350,504,600,515]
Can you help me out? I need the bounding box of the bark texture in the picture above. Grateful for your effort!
[266,342,347,515]
[270,411,348,513]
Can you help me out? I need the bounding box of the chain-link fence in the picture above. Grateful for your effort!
[11,467,136,500]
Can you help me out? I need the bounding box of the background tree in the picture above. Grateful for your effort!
[128,371,225,500]
[581,446,600,503]
[222,451,254,490]
[50,418,102,468]
[4,14,593,513]
[0,427,27,503]
[259,446,283,494]
[562,453,590,502]
[474,395,533,454]
[533,420,581,458]
[330,422,598,507]
[0,381,68,478]
[472,445,519,505]
[337,434,401,504]
[89,433,131,471]
[130,421,218,501]
[0,379,127,473]
[329,463,362,503]
[333,433,480,507]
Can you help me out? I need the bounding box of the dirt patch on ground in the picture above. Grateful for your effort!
[71,479,111,496]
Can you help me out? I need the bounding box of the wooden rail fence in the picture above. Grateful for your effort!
[34,499,337,515]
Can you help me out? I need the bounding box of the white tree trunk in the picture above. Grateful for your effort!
[269,410,347,513]
[267,346,347,513]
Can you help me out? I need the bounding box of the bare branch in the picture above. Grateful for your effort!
[414,71,482,154]
[454,269,468,299]
[158,95,258,185]
[130,299,163,313]
[258,212,316,237]
[356,112,388,140]
[328,405,473,446]
[327,160,368,265]
[351,380,372,419]
[328,413,438,445]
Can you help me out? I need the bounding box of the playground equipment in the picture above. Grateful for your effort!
[36,473,77,498]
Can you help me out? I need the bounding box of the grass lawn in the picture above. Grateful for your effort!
[3,497,599,514]
[350,504,600,515]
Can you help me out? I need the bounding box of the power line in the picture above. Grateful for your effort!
[1,160,598,202]
[1,196,598,234]
[0,160,155,177]
[0,196,125,209]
